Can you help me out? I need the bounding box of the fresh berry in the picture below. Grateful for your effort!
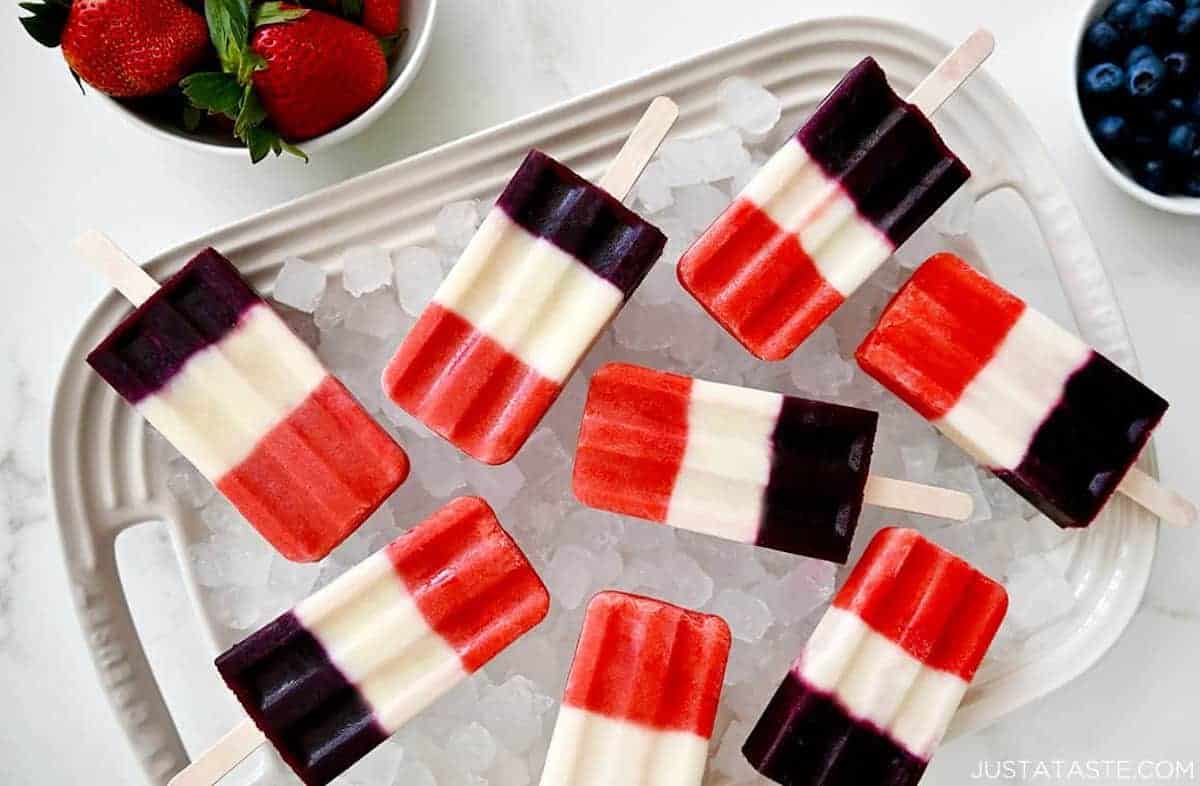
[1132,0,1179,42]
[362,0,403,36]
[1084,20,1124,59]
[1166,96,1188,117]
[1106,0,1141,27]
[1181,8,1200,40]
[20,0,209,96]
[1167,122,1200,158]
[1128,55,1166,98]
[1163,51,1193,83]
[250,9,388,141]
[1083,62,1127,105]
[1135,158,1172,192]
[1126,44,1157,69]
[1181,171,1200,196]
[1093,115,1132,150]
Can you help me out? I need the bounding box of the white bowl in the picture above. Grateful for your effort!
[97,0,438,158]
[1072,0,1200,215]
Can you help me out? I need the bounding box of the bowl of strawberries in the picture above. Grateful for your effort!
[19,0,437,162]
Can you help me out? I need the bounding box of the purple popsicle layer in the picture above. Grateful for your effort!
[496,149,667,297]
[797,57,970,247]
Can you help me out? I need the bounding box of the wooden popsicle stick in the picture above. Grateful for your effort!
[75,230,160,306]
[907,28,996,117]
[597,96,679,201]
[168,720,265,786]
[1119,467,1197,528]
[864,475,975,521]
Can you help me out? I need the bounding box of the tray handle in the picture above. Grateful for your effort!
[64,507,188,786]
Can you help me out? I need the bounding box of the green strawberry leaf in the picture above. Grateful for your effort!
[180,71,243,118]
[253,1,308,27]
[18,0,69,48]
[182,103,204,132]
[243,125,308,164]
[205,0,253,75]
[233,85,267,137]
[339,0,363,19]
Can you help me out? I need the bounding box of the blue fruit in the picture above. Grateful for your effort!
[1167,123,1200,158]
[1106,0,1141,26]
[1093,115,1132,150]
[1179,8,1200,40]
[1132,0,1178,39]
[1126,44,1157,69]
[1186,0,1200,8]
[1135,159,1172,193]
[1167,96,1188,116]
[1085,20,1124,59]
[1181,171,1200,196]
[1128,55,1167,97]
[1082,63,1127,104]
[1164,51,1193,83]
[1191,93,1200,117]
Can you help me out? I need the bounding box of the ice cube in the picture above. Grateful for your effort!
[313,281,356,330]
[545,545,593,610]
[344,289,408,339]
[718,77,783,141]
[635,159,674,214]
[789,325,854,397]
[477,676,548,754]
[341,246,395,297]
[712,718,760,781]
[448,722,498,772]
[489,748,531,786]
[612,302,675,352]
[166,457,215,508]
[673,183,729,234]
[661,551,714,608]
[631,260,680,306]
[1004,553,1076,633]
[394,246,444,316]
[391,760,437,786]
[464,461,526,512]
[272,257,326,313]
[709,588,773,642]
[437,200,481,251]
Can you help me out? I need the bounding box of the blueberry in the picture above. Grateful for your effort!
[1167,95,1188,117]
[1191,93,1200,117]
[1128,55,1167,97]
[1181,171,1200,196]
[1106,0,1141,27]
[1126,44,1157,69]
[1132,0,1179,41]
[1179,8,1200,41]
[1135,159,1173,192]
[1084,20,1124,59]
[1082,62,1128,105]
[1093,115,1133,150]
[1164,51,1193,83]
[1186,0,1200,8]
[1167,122,1200,158]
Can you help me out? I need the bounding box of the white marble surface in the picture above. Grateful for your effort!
[1,1,1197,784]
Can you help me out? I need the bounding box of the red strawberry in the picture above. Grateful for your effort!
[21,0,210,97]
[361,0,402,37]
[249,9,388,141]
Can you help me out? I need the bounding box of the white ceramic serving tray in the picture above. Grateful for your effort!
[49,15,1160,786]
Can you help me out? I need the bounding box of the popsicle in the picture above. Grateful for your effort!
[677,32,994,360]
[743,527,1007,786]
[170,497,549,786]
[79,232,409,562]
[539,591,731,786]
[383,98,677,464]
[857,252,1196,528]
[573,362,974,564]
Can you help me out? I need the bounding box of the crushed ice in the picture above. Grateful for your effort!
[176,78,1085,786]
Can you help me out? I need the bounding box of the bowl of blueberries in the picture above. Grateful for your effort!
[1076,0,1200,213]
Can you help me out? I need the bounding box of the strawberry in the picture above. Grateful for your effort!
[20,0,210,97]
[250,8,388,140]
[361,0,401,37]
[181,0,386,161]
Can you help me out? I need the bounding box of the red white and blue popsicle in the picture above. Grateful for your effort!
[172,497,549,786]
[743,527,1007,786]
[573,363,974,564]
[857,253,1196,528]
[539,591,731,786]
[678,33,993,360]
[81,233,409,562]
[383,99,678,464]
